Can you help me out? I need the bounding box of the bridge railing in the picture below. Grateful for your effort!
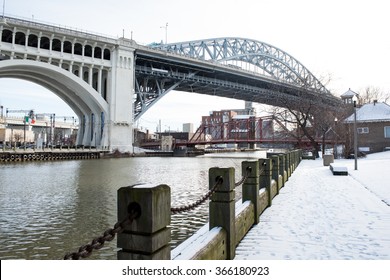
[115,149,302,260]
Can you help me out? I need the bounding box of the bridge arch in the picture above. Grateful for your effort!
[0,59,109,147]
[157,37,329,94]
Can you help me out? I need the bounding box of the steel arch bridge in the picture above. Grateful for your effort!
[161,38,327,93]
[134,37,339,120]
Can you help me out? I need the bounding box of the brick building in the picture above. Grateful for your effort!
[344,101,390,154]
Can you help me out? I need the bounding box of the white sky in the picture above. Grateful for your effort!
[1,0,390,132]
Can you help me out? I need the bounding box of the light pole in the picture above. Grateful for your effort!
[352,94,358,170]
[23,115,27,150]
[160,22,168,44]
[2,0,5,18]
[334,117,338,159]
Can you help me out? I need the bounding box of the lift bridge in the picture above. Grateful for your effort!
[140,114,338,150]
[187,115,294,147]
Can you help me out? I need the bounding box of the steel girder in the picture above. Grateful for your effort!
[155,37,329,95]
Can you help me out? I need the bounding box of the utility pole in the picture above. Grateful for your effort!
[23,116,26,149]
[352,95,358,170]
[2,0,5,18]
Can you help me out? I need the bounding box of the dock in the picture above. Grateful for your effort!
[0,149,103,162]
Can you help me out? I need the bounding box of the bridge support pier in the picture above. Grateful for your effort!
[106,44,135,153]
[108,123,133,152]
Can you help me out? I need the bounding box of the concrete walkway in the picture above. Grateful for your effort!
[234,157,390,260]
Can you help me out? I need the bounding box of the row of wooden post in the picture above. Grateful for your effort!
[117,150,302,260]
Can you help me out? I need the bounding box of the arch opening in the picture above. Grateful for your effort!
[0,60,109,148]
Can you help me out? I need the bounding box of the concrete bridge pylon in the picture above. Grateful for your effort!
[107,41,135,152]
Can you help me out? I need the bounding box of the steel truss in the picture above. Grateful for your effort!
[134,37,341,120]
[186,115,336,147]
[158,38,328,93]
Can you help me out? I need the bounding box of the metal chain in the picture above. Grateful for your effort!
[171,176,223,214]
[234,166,252,187]
[63,207,140,260]
[171,166,252,215]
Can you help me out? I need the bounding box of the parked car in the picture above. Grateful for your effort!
[18,144,36,149]
[0,143,11,149]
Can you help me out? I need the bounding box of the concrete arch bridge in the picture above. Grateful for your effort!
[0,16,340,152]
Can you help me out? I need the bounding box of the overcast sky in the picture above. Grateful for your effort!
[1,0,389,132]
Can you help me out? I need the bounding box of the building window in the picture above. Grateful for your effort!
[357,127,369,134]
[385,126,390,138]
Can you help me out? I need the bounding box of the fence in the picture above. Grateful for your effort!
[118,149,302,260]
[64,149,302,260]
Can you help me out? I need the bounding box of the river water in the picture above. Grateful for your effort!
[0,150,266,260]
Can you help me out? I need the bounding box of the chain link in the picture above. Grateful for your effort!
[171,166,252,215]
[170,176,223,214]
[234,166,252,187]
[63,207,140,260]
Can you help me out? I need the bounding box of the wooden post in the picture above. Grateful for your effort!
[242,160,260,224]
[259,158,272,206]
[209,167,236,260]
[117,184,171,260]
[291,150,296,171]
[270,155,280,195]
[278,154,286,186]
[286,152,291,177]
[284,152,289,180]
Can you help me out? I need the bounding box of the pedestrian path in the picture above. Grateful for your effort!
[234,155,390,260]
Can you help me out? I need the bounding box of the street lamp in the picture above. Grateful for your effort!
[2,0,6,18]
[334,117,338,159]
[352,94,358,170]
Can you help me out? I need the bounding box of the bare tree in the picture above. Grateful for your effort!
[359,86,390,104]
[267,75,345,157]
[13,132,23,144]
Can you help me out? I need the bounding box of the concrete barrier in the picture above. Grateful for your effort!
[330,164,348,176]
[323,154,334,166]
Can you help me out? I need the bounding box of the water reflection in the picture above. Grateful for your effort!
[0,151,265,259]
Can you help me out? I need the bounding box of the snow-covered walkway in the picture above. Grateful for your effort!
[235,151,390,260]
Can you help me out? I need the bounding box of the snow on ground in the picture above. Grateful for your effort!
[235,151,390,260]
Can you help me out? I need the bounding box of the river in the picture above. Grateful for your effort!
[0,150,266,260]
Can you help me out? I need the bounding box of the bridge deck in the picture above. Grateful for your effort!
[234,158,390,260]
